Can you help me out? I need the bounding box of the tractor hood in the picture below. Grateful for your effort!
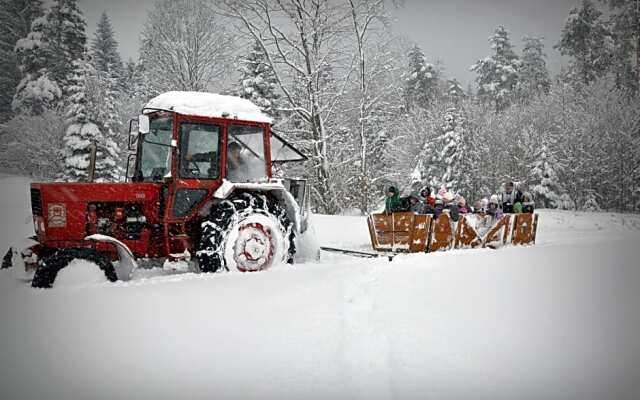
[30,182,163,242]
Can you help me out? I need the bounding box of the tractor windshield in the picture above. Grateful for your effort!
[137,116,173,182]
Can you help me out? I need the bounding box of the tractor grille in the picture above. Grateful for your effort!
[30,188,43,216]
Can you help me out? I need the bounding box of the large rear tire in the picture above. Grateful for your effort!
[31,248,118,288]
[197,192,295,273]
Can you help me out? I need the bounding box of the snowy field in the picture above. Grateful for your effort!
[1,174,640,400]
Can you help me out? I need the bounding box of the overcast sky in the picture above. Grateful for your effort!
[79,0,581,86]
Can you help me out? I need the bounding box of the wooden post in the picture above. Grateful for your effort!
[87,142,97,182]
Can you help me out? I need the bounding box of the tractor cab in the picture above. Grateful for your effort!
[126,92,308,221]
[129,91,305,187]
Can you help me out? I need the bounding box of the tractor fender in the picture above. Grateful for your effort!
[213,179,302,233]
[85,234,137,281]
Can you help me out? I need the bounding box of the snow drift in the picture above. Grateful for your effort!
[0,173,639,400]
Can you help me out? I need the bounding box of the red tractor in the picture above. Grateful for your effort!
[4,91,310,288]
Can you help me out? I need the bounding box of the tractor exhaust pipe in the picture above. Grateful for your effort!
[87,142,97,182]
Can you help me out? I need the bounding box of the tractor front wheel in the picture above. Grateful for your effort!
[197,192,295,273]
[31,248,118,288]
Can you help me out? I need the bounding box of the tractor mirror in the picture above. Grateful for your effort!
[138,114,150,135]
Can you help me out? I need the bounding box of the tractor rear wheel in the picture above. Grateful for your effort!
[31,248,118,288]
[197,192,295,273]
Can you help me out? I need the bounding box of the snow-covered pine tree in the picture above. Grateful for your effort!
[238,40,281,120]
[62,56,119,182]
[404,45,439,110]
[438,107,470,193]
[446,79,465,105]
[602,0,639,92]
[470,26,521,111]
[0,0,43,120]
[42,0,87,96]
[13,0,87,114]
[89,12,126,179]
[518,36,551,99]
[13,4,60,115]
[92,66,124,180]
[91,11,124,85]
[529,142,562,208]
[555,0,613,85]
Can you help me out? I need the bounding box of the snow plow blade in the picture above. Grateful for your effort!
[85,234,137,281]
[367,212,539,254]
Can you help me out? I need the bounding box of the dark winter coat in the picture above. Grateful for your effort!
[486,204,502,219]
[409,201,427,214]
[385,190,403,214]
[434,203,460,222]
[522,202,535,213]
[501,190,524,213]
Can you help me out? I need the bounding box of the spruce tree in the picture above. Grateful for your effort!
[91,11,124,82]
[519,36,551,99]
[89,12,125,178]
[0,0,43,120]
[529,143,562,208]
[602,0,639,92]
[238,40,281,120]
[14,0,87,114]
[404,45,439,110]
[446,79,465,105]
[62,56,119,182]
[555,0,613,85]
[471,26,520,111]
[438,107,469,192]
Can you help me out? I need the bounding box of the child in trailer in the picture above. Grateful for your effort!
[435,191,460,222]
[522,192,535,213]
[408,192,428,214]
[420,186,436,208]
[457,195,471,214]
[384,186,403,214]
[486,194,503,220]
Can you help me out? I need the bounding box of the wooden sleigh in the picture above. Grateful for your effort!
[367,211,539,254]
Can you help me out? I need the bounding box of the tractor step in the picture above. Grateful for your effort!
[320,246,396,262]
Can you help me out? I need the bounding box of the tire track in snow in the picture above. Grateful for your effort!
[338,264,395,399]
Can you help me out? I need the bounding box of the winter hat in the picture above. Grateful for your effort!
[387,186,397,194]
[489,194,499,204]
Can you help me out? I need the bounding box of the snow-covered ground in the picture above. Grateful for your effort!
[1,174,639,400]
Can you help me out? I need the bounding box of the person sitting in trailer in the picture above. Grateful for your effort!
[420,186,436,208]
[434,191,460,222]
[457,195,471,214]
[486,194,503,220]
[408,192,430,214]
[500,181,524,213]
[384,186,404,214]
[521,192,535,213]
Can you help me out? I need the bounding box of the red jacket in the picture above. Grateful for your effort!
[425,195,436,207]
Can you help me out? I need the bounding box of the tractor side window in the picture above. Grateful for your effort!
[138,116,173,182]
[179,122,220,179]
[227,125,267,182]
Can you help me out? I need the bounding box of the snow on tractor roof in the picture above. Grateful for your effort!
[144,91,272,124]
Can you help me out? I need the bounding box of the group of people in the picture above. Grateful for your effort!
[384,181,535,221]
